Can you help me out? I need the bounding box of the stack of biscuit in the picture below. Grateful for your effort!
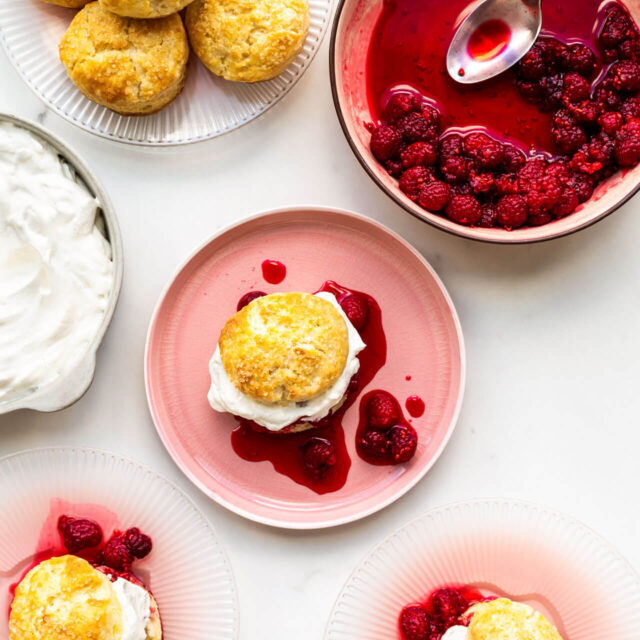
[47,0,310,115]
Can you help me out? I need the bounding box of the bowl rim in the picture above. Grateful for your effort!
[144,205,466,529]
[324,497,640,638]
[328,0,640,244]
[0,112,124,414]
[0,444,241,640]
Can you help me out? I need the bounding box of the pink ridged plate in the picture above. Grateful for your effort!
[325,499,640,640]
[145,207,465,528]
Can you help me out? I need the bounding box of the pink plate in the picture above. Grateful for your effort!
[145,207,465,528]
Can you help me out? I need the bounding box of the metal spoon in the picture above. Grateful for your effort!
[447,0,542,84]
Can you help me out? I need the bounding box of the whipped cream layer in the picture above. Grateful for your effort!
[208,292,366,431]
[442,626,470,640]
[0,122,114,404]
[112,577,152,640]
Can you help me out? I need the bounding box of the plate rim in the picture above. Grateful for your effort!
[324,497,640,638]
[0,444,241,640]
[144,205,467,529]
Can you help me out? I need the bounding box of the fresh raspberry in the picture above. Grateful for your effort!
[450,183,473,197]
[567,99,602,126]
[594,82,623,112]
[385,159,404,177]
[462,132,505,170]
[401,142,437,168]
[340,294,369,331]
[587,132,615,167]
[527,211,553,227]
[598,111,624,135]
[400,605,432,640]
[302,438,337,479]
[122,527,153,559]
[608,60,640,92]
[496,195,528,230]
[100,536,134,571]
[567,43,599,76]
[421,104,441,130]
[601,47,620,63]
[545,159,571,184]
[618,38,640,62]
[430,589,468,627]
[517,79,544,104]
[502,145,526,172]
[569,172,595,203]
[562,72,591,103]
[57,516,103,553]
[237,291,266,311]
[389,424,418,463]
[553,186,580,218]
[531,175,562,211]
[439,133,463,158]
[495,173,519,196]
[552,108,576,130]
[370,125,402,162]
[600,8,635,49]
[396,112,439,143]
[621,96,640,119]
[445,194,482,226]
[517,158,548,191]
[366,391,399,429]
[614,119,640,166]
[538,74,565,112]
[439,155,470,185]
[477,204,497,228]
[543,38,570,69]
[418,180,451,211]
[553,123,587,155]
[385,93,421,121]
[358,429,390,460]
[399,166,435,198]
[468,171,495,196]
[516,44,547,80]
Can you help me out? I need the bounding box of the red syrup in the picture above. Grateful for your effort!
[261,259,287,284]
[230,281,387,494]
[467,19,512,61]
[367,0,607,153]
[406,395,425,417]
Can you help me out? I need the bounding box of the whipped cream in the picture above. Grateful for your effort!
[441,626,470,640]
[0,122,114,404]
[208,292,366,431]
[112,577,152,640]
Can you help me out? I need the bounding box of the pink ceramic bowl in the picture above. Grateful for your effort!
[329,0,640,244]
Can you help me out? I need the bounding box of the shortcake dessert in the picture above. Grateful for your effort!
[208,291,366,432]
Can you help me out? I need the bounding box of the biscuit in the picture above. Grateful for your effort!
[465,598,564,640]
[218,292,349,404]
[98,0,193,19]
[41,0,91,7]
[59,2,189,116]
[9,555,123,640]
[185,0,310,82]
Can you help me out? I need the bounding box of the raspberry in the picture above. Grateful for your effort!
[439,134,463,158]
[621,96,640,119]
[477,204,497,228]
[386,159,404,177]
[422,104,441,130]
[527,211,553,227]
[545,159,571,184]
[618,38,640,62]
[516,44,547,80]
[496,195,528,230]
[57,516,103,553]
[469,171,495,196]
[567,43,599,76]
[601,47,619,63]
[502,145,526,172]
[401,142,437,168]
[399,166,435,198]
[567,100,602,126]
[122,527,153,559]
[594,82,623,112]
[495,173,519,196]
[358,430,390,460]
[430,589,468,627]
[600,8,635,49]
[100,536,134,571]
[517,158,547,191]
[553,123,587,155]
[538,74,565,112]
[396,112,438,143]
[614,119,640,166]
[450,183,473,197]
[302,438,337,479]
[340,294,369,331]
[439,155,470,185]
[366,391,399,429]
[588,132,615,167]
[389,424,418,463]
[543,38,570,69]
[553,186,580,218]
[418,180,451,211]
[462,132,505,170]
[237,291,266,311]
[609,60,640,92]
[569,172,595,203]
[517,79,544,104]
[370,125,402,162]
[400,605,432,640]
[598,111,624,135]
[562,72,591,103]
[445,194,482,226]
[385,93,421,121]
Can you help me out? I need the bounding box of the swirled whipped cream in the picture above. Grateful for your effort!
[112,577,152,640]
[0,122,114,404]
[208,292,366,431]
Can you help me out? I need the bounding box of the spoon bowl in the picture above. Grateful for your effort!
[447,0,542,84]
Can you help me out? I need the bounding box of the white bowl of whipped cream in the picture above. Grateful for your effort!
[0,113,123,414]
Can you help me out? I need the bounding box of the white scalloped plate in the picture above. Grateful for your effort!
[0,0,332,145]
[325,499,640,640]
[0,447,239,640]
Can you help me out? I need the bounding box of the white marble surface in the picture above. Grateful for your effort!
[1,30,640,640]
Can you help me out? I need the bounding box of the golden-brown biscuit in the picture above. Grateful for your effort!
[218,292,349,404]
[59,2,189,116]
[464,598,564,640]
[98,0,193,19]
[185,0,310,82]
[9,555,123,640]
[41,0,91,7]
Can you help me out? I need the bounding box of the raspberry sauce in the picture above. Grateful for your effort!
[261,259,287,284]
[405,395,425,417]
[367,0,606,153]
[467,19,512,62]
[231,281,387,494]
